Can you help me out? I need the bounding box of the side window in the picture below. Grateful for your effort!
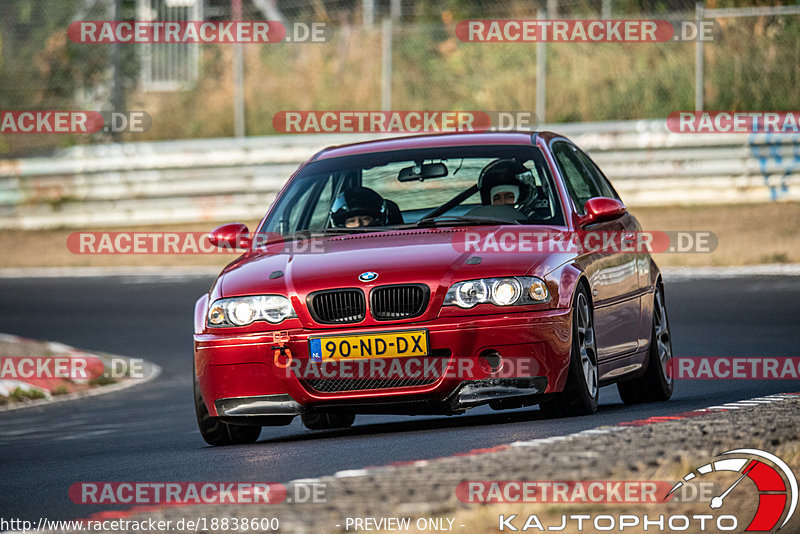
[521,156,562,223]
[574,149,620,201]
[285,185,316,232]
[552,142,601,214]
[261,174,339,235]
[308,175,336,229]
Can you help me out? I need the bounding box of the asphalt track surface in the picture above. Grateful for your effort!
[0,274,798,522]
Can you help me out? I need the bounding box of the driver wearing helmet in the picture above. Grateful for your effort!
[330,187,388,228]
[478,159,534,208]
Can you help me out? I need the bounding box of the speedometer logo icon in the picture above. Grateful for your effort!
[667,448,798,531]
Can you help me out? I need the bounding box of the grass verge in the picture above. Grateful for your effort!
[1,203,798,269]
[0,335,123,406]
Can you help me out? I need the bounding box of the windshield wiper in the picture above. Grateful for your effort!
[413,215,522,228]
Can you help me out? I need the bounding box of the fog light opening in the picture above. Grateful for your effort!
[479,350,504,375]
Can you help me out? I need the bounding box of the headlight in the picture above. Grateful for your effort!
[444,277,549,308]
[261,296,296,323]
[491,279,521,306]
[528,279,549,301]
[230,298,258,325]
[454,279,488,308]
[207,295,297,327]
[208,303,226,325]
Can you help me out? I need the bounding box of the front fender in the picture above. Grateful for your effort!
[194,294,209,335]
[543,262,585,309]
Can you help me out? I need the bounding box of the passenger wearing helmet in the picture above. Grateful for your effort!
[478,159,534,207]
[489,184,520,206]
[330,187,388,228]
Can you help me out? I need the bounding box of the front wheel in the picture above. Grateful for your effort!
[617,283,674,404]
[539,286,599,417]
[194,374,261,446]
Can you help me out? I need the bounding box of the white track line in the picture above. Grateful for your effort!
[661,264,800,279]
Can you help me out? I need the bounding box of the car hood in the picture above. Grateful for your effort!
[219,226,573,298]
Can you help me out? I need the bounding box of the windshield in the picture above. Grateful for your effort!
[258,144,564,238]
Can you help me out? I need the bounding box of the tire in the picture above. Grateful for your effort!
[539,285,599,417]
[194,373,261,446]
[302,412,356,430]
[617,283,674,404]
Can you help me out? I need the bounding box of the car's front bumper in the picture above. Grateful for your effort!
[195,308,571,417]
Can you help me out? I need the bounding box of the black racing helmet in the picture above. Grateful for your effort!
[478,159,534,206]
[330,187,388,227]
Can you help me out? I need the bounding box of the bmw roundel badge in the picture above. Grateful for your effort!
[358,271,378,282]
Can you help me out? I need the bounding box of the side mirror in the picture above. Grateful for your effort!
[207,223,251,249]
[580,197,627,226]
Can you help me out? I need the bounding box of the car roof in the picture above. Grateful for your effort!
[315,131,555,160]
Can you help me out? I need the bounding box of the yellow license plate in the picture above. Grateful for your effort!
[308,330,429,361]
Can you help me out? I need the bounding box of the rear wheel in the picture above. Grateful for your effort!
[617,284,674,403]
[539,286,599,417]
[302,412,356,430]
[194,374,261,446]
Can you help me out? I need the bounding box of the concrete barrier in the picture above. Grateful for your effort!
[0,120,798,229]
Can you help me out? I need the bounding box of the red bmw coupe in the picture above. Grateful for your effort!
[193,132,673,445]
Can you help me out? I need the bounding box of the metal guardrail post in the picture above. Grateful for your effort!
[232,0,246,138]
[536,10,547,124]
[695,2,705,113]
[382,18,393,112]
[363,0,374,28]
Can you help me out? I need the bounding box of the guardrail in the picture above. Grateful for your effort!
[0,119,798,229]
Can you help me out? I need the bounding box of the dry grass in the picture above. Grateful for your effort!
[631,202,800,267]
[0,221,258,269]
[1,203,798,269]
